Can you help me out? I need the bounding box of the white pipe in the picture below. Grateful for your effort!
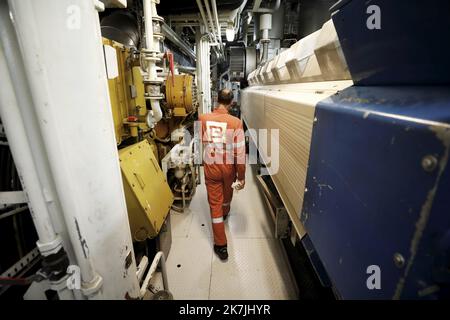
[203,0,219,44]
[146,100,163,128]
[143,0,154,51]
[211,0,222,46]
[195,29,204,114]
[5,0,100,294]
[0,45,62,256]
[143,0,164,128]
[7,0,143,299]
[140,251,169,297]
[253,0,263,11]
[253,0,280,13]
[196,0,215,44]
[136,256,149,283]
[229,0,248,27]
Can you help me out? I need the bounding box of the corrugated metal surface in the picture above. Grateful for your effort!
[241,81,353,238]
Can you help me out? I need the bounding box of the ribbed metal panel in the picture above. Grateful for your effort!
[241,81,353,238]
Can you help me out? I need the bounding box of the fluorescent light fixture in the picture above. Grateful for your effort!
[226,22,235,42]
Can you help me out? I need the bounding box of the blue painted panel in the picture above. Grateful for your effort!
[301,86,450,299]
[331,0,450,85]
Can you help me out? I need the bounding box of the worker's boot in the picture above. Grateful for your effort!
[214,244,228,261]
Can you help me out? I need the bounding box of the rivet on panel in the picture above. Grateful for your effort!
[393,253,405,268]
[421,155,438,172]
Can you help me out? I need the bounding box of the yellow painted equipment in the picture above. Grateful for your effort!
[103,38,148,145]
[165,74,195,116]
[119,140,174,241]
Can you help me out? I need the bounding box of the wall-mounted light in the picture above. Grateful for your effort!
[247,12,252,25]
[226,21,235,42]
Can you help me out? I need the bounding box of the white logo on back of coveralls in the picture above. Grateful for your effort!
[206,121,228,144]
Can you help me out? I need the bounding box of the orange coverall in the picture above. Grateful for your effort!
[199,106,246,246]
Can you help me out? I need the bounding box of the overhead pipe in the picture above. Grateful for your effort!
[259,13,271,64]
[177,65,197,74]
[229,0,248,32]
[143,0,154,51]
[210,0,223,47]
[203,0,219,45]
[161,22,196,61]
[195,0,222,60]
[195,0,215,44]
[253,0,280,13]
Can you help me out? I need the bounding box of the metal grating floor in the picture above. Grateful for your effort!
[166,165,298,300]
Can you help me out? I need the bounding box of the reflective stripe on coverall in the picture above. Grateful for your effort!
[199,107,246,246]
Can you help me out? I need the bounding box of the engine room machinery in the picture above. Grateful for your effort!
[1,0,449,302]
[242,0,450,299]
[0,0,199,300]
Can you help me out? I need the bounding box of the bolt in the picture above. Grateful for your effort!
[394,253,405,268]
[422,155,438,172]
[314,117,318,123]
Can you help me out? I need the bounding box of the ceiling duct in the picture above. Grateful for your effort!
[156,0,245,15]
[100,11,140,48]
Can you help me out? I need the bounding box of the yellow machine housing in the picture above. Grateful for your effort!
[119,140,174,241]
[103,38,148,145]
[104,35,198,235]
[165,74,195,117]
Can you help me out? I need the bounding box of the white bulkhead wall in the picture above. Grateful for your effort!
[7,0,140,299]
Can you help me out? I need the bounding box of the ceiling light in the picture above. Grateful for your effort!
[226,22,235,42]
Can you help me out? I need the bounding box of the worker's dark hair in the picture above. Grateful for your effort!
[217,89,234,105]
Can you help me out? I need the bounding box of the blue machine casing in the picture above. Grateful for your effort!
[331,0,450,85]
[301,86,450,299]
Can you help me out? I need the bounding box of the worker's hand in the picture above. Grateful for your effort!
[235,180,245,190]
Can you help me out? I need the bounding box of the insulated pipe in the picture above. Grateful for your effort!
[203,0,219,45]
[253,0,280,13]
[196,0,215,44]
[177,65,197,74]
[140,251,169,297]
[143,0,154,51]
[4,0,101,294]
[262,41,269,63]
[143,0,164,128]
[211,0,223,46]
[228,0,248,34]
[161,23,196,61]
[259,13,271,64]
[146,100,163,128]
[6,0,144,299]
[0,46,62,255]
[195,29,204,114]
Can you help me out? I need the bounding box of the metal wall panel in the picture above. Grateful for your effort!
[302,86,450,299]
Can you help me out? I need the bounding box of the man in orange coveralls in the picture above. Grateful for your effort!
[198,89,246,261]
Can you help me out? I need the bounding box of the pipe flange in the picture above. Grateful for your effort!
[153,33,165,40]
[143,79,164,85]
[142,48,163,55]
[37,235,63,256]
[152,16,164,23]
[81,273,103,297]
[144,94,164,100]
